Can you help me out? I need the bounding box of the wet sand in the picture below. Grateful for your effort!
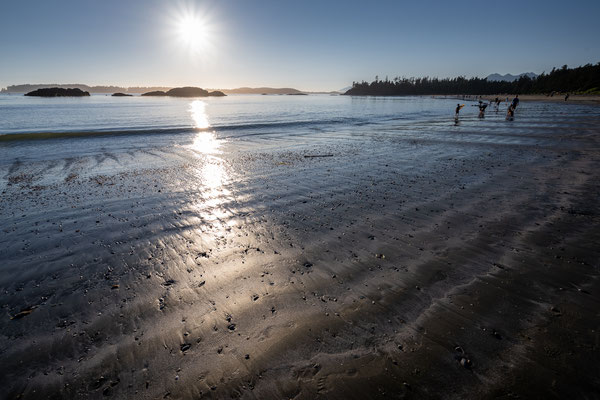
[1,107,600,399]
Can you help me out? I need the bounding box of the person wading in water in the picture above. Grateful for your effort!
[511,95,520,110]
[478,101,488,118]
[455,103,465,119]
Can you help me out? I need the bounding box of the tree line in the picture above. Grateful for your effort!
[344,63,600,96]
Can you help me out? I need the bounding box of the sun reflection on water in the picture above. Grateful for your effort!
[190,132,222,155]
[186,100,234,233]
[188,100,223,155]
[190,100,210,129]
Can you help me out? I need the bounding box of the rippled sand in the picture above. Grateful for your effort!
[1,104,600,399]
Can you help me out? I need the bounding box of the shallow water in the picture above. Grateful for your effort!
[2,94,599,158]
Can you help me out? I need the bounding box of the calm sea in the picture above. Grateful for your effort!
[1,94,599,163]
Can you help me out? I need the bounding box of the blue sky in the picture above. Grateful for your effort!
[1,0,599,91]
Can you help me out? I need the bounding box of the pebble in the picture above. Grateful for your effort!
[460,357,472,369]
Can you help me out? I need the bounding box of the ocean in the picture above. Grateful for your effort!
[3,94,598,163]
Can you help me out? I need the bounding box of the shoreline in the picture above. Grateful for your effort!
[434,93,600,104]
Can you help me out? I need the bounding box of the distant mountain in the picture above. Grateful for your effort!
[124,86,172,94]
[219,87,304,95]
[1,84,172,94]
[2,84,311,95]
[486,72,538,82]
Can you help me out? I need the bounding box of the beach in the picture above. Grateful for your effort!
[438,94,600,105]
[501,94,600,104]
[1,96,599,399]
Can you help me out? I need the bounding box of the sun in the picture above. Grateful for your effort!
[178,15,208,50]
[167,4,218,59]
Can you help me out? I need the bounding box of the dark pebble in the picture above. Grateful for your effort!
[460,357,472,369]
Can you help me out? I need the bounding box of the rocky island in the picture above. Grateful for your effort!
[207,90,226,97]
[111,92,132,97]
[141,86,226,97]
[24,87,90,97]
[140,90,167,96]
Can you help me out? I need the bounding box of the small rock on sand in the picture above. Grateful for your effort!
[10,306,35,320]
[460,357,472,369]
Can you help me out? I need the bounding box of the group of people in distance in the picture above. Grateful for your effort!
[455,95,519,121]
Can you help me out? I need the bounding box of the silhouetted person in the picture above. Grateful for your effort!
[506,105,515,120]
[565,93,569,101]
[478,101,488,118]
[511,95,520,109]
[455,103,465,119]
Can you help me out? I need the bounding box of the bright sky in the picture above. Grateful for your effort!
[1,0,599,91]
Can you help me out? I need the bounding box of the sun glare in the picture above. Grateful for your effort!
[190,100,210,129]
[178,16,208,50]
[168,2,217,57]
[188,100,223,155]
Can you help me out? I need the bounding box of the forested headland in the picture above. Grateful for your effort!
[344,63,600,96]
